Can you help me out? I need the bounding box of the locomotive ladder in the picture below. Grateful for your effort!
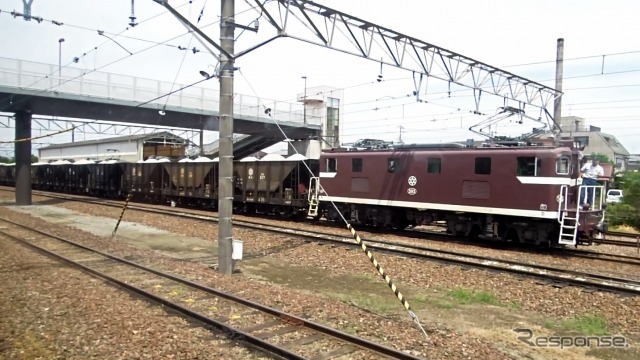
[558,185,579,246]
[557,184,605,246]
[307,177,320,218]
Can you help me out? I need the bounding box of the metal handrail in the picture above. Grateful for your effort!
[0,57,321,125]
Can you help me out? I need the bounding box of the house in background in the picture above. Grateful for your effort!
[628,154,640,172]
[531,116,630,172]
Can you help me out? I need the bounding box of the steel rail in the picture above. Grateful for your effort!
[3,188,640,294]
[5,186,637,250]
[597,237,640,248]
[605,230,640,239]
[219,219,640,295]
[0,217,423,360]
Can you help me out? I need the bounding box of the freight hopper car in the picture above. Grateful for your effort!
[0,163,15,186]
[232,154,318,217]
[126,154,317,218]
[126,157,225,205]
[27,159,127,197]
[2,154,318,218]
[311,143,607,247]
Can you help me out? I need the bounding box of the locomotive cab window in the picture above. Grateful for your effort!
[326,158,337,172]
[352,158,363,172]
[388,158,399,173]
[427,158,441,174]
[556,156,570,175]
[475,157,491,175]
[517,157,541,176]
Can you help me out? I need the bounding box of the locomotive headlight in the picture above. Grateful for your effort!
[540,204,548,211]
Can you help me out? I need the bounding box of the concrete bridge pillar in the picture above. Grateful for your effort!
[15,110,32,205]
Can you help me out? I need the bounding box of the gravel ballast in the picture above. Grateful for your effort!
[1,191,638,359]
[0,235,266,359]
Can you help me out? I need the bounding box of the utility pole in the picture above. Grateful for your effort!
[199,128,204,156]
[58,38,65,85]
[302,76,307,125]
[553,38,564,137]
[217,0,235,275]
[397,125,404,144]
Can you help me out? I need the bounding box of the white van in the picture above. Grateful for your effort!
[606,189,623,204]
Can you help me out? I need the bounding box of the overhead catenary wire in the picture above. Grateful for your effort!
[6,2,640,100]
[6,5,640,127]
[0,7,221,143]
[237,69,429,338]
[3,3,640,147]
[0,1,267,145]
[0,2,208,55]
[268,64,640,117]
[162,0,198,111]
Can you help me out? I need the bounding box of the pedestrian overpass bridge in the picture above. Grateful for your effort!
[0,56,321,204]
[0,57,320,143]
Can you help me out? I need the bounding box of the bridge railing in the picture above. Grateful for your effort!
[0,57,322,126]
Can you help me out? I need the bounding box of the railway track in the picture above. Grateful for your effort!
[4,187,638,252]
[221,221,640,296]
[0,216,422,360]
[596,237,640,249]
[14,188,640,266]
[605,230,640,239]
[5,188,640,296]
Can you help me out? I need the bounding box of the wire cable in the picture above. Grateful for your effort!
[237,69,429,338]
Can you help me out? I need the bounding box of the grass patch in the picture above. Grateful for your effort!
[610,224,640,234]
[353,272,376,281]
[412,293,455,309]
[333,292,397,314]
[544,315,610,336]
[507,301,522,310]
[431,299,455,309]
[561,315,610,336]
[448,288,500,306]
[412,293,428,304]
[543,319,557,330]
[12,330,55,358]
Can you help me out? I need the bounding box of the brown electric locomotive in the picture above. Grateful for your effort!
[311,141,607,247]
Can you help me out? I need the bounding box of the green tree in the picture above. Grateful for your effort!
[620,172,640,206]
[607,172,640,229]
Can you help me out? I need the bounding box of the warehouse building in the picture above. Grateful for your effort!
[38,132,189,163]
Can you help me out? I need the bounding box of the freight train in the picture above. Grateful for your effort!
[0,140,607,247]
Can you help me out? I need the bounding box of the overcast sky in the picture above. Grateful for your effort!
[2,0,640,154]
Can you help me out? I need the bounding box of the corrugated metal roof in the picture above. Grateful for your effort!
[39,131,188,150]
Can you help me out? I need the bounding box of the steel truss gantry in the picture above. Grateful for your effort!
[244,0,560,123]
